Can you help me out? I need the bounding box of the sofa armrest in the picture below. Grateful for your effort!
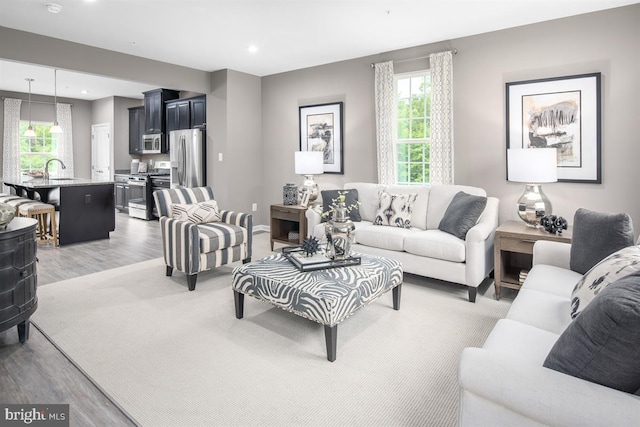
[459,347,640,426]
[219,210,253,259]
[464,197,499,286]
[159,216,200,274]
[305,206,323,238]
[533,240,572,269]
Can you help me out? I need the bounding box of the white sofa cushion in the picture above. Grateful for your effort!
[354,222,412,252]
[426,184,487,230]
[522,264,582,298]
[404,230,466,262]
[482,319,559,365]
[506,289,572,335]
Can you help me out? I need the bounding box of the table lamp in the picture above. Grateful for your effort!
[295,151,324,204]
[507,148,557,227]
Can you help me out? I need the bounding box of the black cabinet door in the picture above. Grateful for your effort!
[166,102,179,134]
[128,106,144,154]
[190,97,206,128]
[166,100,191,134]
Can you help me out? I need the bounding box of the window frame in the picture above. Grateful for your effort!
[393,69,431,186]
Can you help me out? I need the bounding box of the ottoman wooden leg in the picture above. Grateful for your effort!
[324,325,337,362]
[234,291,244,319]
[393,283,402,310]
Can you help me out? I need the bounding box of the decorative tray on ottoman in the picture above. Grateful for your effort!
[282,246,361,272]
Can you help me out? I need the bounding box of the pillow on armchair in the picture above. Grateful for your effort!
[569,208,634,274]
[172,200,221,224]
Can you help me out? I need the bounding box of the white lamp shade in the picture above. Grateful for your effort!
[507,148,558,183]
[295,151,324,175]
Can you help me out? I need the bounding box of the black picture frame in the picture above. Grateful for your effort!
[506,72,601,183]
[299,102,344,174]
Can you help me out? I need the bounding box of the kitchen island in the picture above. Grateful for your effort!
[2,177,116,246]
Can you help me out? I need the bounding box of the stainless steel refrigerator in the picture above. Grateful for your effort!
[169,129,205,188]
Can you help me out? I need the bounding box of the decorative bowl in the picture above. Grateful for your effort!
[0,203,15,229]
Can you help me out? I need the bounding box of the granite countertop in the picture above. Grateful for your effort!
[1,176,114,188]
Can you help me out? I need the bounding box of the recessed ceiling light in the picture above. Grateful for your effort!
[45,3,63,14]
[81,90,89,94]
[248,45,258,54]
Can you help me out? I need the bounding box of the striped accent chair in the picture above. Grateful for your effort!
[153,186,253,291]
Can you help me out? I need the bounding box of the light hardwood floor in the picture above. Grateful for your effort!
[1,212,164,427]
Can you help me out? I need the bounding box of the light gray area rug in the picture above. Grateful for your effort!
[33,234,511,426]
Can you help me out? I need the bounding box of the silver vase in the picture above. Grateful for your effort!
[325,202,355,260]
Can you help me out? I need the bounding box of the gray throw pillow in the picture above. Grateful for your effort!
[321,189,361,222]
[570,208,634,274]
[438,191,487,240]
[544,273,640,393]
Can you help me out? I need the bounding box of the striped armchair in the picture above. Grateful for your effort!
[153,187,252,291]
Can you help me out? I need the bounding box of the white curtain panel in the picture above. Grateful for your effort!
[56,103,74,177]
[2,98,22,180]
[429,51,454,185]
[374,61,396,185]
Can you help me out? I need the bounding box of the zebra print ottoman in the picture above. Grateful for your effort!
[231,252,403,361]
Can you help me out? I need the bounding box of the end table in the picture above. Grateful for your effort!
[270,204,308,251]
[494,220,572,299]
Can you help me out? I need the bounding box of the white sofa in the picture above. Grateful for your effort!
[458,240,640,426]
[306,182,499,302]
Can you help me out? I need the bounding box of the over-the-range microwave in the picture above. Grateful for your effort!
[142,133,162,154]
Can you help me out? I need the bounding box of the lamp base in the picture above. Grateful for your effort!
[299,175,319,204]
[517,184,552,227]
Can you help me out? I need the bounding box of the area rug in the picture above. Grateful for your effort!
[32,239,511,426]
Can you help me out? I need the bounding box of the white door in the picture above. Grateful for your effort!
[91,123,112,182]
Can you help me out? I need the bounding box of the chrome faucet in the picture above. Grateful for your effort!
[44,158,67,180]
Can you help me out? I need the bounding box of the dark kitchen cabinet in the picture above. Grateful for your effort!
[128,106,144,154]
[143,88,179,134]
[166,96,207,134]
[190,96,206,128]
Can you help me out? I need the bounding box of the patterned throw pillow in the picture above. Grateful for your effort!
[570,245,640,319]
[373,190,417,229]
[172,201,221,224]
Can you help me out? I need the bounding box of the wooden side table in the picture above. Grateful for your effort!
[270,204,308,251]
[494,220,572,299]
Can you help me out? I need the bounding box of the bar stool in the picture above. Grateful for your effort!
[18,202,58,246]
[3,197,36,213]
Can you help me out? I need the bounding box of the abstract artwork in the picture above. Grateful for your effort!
[506,73,601,183]
[299,102,343,174]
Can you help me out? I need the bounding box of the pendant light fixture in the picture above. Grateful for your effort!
[50,69,63,134]
[24,78,36,138]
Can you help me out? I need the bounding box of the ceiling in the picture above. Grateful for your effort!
[0,0,637,100]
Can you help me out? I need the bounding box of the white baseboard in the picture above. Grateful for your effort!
[253,225,269,233]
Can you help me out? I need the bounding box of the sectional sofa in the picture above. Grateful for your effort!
[306,182,499,302]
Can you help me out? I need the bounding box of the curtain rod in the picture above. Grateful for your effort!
[1,97,74,107]
[370,48,458,68]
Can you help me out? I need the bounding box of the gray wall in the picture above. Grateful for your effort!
[261,4,640,229]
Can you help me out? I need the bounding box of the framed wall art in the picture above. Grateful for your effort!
[299,102,343,174]
[506,72,601,183]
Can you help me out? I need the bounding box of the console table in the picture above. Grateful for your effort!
[0,217,38,343]
[494,220,572,300]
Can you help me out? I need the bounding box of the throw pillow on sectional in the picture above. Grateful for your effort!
[172,201,221,224]
[544,273,640,393]
[570,208,634,275]
[438,191,487,240]
[321,189,362,222]
[571,245,640,319]
[373,190,417,229]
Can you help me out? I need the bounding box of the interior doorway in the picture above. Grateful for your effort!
[91,123,112,181]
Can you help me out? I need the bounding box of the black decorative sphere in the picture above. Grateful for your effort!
[540,215,568,234]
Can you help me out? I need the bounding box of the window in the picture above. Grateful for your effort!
[395,71,431,185]
[19,121,60,175]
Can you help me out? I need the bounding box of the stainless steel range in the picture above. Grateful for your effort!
[128,161,171,220]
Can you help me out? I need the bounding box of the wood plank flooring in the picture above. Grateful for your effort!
[1,212,163,426]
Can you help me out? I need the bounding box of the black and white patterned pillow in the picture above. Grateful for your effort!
[172,201,221,224]
[373,190,417,229]
[571,245,640,319]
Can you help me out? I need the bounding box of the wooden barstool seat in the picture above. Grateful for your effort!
[18,202,58,246]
